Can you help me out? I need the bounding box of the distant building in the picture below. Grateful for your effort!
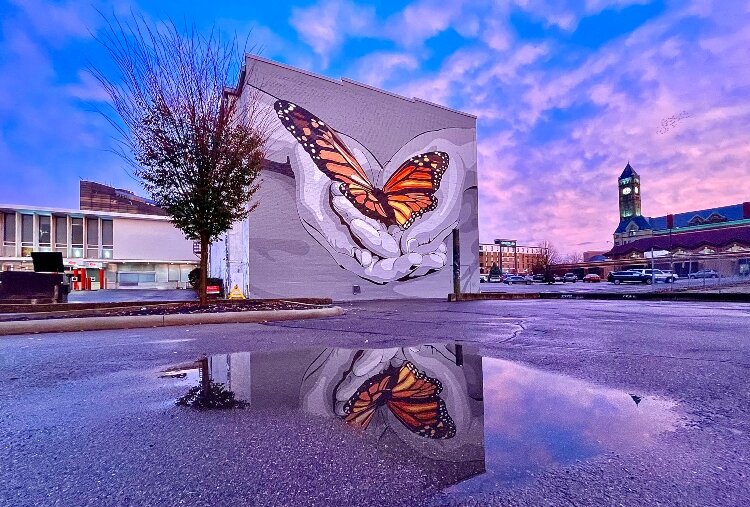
[479,240,544,274]
[583,250,607,262]
[80,180,166,216]
[1,182,197,289]
[608,163,750,275]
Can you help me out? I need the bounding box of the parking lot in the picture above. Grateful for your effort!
[480,275,750,294]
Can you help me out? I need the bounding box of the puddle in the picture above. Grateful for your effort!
[160,344,681,494]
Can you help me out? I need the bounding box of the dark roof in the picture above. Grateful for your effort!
[79,181,166,216]
[619,163,637,180]
[648,203,747,231]
[607,224,750,257]
[614,215,652,233]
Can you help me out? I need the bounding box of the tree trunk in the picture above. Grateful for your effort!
[199,232,209,307]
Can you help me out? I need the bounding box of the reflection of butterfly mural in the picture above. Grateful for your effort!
[343,361,456,439]
[275,100,449,229]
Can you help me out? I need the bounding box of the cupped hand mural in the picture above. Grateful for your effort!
[267,97,475,284]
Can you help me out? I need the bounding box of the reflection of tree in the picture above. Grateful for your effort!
[177,381,247,409]
[175,358,247,409]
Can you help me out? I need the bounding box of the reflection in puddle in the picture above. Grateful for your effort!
[161,344,680,494]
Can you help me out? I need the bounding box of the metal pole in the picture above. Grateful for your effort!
[651,247,655,290]
[452,229,461,296]
[199,357,210,395]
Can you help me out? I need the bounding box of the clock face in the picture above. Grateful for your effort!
[622,187,632,195]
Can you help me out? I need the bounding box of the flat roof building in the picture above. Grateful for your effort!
[1,182,197,289]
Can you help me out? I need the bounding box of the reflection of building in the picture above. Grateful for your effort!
[479,240,544,274]
[609,163,750,273]
[0,182,197,289]
[194,345,485,490]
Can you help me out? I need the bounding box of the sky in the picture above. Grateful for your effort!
[1,0,749,255]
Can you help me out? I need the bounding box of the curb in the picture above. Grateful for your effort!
[449,292,750,303]
[0,306,345,337]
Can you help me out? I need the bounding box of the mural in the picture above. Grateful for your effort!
[209,57,479,299]
[267,97,472,284]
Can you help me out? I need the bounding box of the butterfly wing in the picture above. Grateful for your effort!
[342,369,395,430]
[386,362,456,439]
[381,152,449,228]
[274,100,393,223]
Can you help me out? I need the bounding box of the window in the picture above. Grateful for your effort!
[38,215,51,250]
[86,218,99,258]
[2,213,16,256]
[21,214,33,257]
[54,216,68,254]
[101,219,113,259]
[119,272,156,285]
[71,217,83,258]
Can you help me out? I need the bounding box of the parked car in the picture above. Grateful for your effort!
[479,275,488,283]
[562,273,578,283]
[488,275,502,283]
[607,270,653,284]
[631,269,676,283]
[582,274,601,283]
[504,275,532,285]
[532,274,546,283]
[553,274,564,283]
[663,270,679,282]
[688,269,720,279]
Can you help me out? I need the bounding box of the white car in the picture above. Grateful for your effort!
[632,269,676,283]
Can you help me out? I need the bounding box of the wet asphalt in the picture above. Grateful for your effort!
[1,299,749,506]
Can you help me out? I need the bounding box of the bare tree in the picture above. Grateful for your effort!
[533,240,561,282]
[93,17,270,304]
[562,251,583,264]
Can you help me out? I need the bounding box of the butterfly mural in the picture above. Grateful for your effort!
[275,100,449,229]
[342,361,456,439]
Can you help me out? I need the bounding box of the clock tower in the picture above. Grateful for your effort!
[618,162,641,219]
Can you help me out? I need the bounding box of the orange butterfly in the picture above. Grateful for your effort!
[274,100,449,229]
[343,361,456,439]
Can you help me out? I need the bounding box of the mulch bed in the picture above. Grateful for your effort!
[0,300,330,323]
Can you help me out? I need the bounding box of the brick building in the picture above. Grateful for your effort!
[479,239,544,275]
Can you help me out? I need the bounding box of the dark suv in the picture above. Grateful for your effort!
[607,270,652,284]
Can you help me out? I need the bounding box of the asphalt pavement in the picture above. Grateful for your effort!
[2,299,749,506]
[480,275,750,294]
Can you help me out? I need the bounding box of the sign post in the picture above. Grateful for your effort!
[452,229,461,296]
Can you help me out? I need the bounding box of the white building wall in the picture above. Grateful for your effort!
[113,217,194,261]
